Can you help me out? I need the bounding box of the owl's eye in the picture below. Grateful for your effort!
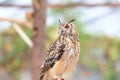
[65,25,69,29]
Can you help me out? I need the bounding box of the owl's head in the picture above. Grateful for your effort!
[58,19,77,36]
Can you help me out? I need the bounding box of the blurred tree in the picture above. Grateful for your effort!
[0,0,120,80]
[32,0,46,80]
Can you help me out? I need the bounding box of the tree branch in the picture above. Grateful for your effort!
[0,17,32,29]
[13,24,33,48]
[48,2,120,8]
[1,2,120,8]
[0,3,31,8]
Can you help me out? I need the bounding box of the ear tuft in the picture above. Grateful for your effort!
[68,19,75,24]
[59,19,62,24]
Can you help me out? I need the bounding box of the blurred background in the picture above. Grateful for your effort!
[0,0,120,80]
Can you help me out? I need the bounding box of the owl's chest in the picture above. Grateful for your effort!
[60,47,75,60]
[62,48,78,72]
[50,42,80,74]
[68,48,75,56]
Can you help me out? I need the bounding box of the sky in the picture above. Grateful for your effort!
[0,0,120,38]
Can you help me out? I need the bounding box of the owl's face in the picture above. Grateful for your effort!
[58,19,77,35]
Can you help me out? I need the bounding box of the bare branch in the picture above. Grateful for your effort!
[0,17,32,29]
[0,3,31,8]
[1,2,120,8]
[13,23,33,48]
[48,2,120,8]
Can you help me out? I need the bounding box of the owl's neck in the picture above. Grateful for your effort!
[58,33,79,44]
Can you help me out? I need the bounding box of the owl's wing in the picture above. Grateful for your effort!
[40,40,66,74]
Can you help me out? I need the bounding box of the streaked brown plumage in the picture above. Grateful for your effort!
[40,19,80,80]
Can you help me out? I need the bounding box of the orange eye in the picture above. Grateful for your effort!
[65,25,69,29]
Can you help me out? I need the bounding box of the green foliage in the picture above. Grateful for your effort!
[1,22,120,80]
[104,61,117,80]
[0,6,120,80]
[0,26,32,80]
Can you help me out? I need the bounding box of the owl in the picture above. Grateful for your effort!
[40,19,80,80]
